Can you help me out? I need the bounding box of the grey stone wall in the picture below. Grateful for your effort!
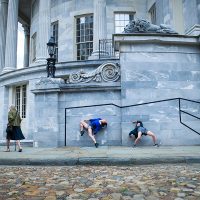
[30,60,121,147]
[0,86,9,141]
[60,90,121,147]
[114,34,200,146]
[34,91,59,147]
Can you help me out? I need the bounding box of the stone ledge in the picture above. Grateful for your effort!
[113,34,200,51]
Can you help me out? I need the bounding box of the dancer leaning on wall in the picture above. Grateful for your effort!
[80,118,107,148]
[129,120,159,147]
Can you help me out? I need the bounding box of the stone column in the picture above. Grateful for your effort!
[89,0,107,59]
[0,0,9,72]
[22,24,30,68]
[3,0,19,72]
[35,0,51,64]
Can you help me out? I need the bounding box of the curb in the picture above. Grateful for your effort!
[0,157,200,166]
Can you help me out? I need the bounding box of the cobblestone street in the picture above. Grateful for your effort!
[0,164,199,200]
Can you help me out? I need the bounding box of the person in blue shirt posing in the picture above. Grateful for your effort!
[129,120,159,147]
[80,118,107,148]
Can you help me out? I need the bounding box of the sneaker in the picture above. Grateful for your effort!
[80,130,85,136]
[133,144,137,148]
[153,143,159,147]
[95,143,99,148]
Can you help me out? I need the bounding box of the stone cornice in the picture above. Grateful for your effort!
[113,34,200,51]
[0,59,119,85]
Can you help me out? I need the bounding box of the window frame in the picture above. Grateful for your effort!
[51,21,59,62]
[75,14,93,61]
[14,84,27,119]
[114,12,135,34]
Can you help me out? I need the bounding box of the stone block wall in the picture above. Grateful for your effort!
[58,85,121,147]
[114,34,200,146]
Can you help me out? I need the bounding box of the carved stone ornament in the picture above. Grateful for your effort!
[123,19,178,34]
[66,62,120,84]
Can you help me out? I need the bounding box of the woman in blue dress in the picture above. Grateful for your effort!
[80,118,107,148]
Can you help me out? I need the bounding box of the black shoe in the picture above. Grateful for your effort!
[80,130,85,136]
[19,148,22,152]
[95,143,99,148]
[133,144,137,148]
[153,143,159,147]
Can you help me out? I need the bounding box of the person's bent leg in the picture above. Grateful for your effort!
[87,128,99,147]
[134,132,142,146]
[80,121,89,136]
[16,140,22,152]
[5,139,10,151]
[80,120,89,130]
[87,128,96,143]
[147,131,158,145]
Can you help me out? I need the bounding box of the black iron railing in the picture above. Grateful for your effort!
[99,39,119,59]
[64,98,200,146]
[179,98,200,135]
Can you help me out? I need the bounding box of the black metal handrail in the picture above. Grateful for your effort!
[179,98,200,135]
[64,97,200,146]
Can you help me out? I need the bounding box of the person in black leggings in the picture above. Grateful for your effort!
[129,120,159,147]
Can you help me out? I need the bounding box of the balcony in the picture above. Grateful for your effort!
[99,39,119,59]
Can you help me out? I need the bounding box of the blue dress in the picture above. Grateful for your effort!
[89,118,102,134]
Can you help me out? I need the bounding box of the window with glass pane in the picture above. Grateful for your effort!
[22,85,27,118]
[115,13,134,33]
[15,86,21,113]
[15,85,27,119]
[76,15,93,60]
[51,21,58,62]
[149,3,156,24]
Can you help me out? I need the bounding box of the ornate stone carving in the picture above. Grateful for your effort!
[123,19,178,34]
[67,62,120,84]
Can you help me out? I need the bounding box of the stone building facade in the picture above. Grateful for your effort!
[0,0,200,147]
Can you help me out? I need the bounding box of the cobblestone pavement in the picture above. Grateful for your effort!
[0,164,200,200]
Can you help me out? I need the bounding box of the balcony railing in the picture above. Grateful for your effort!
[99,39,119,59]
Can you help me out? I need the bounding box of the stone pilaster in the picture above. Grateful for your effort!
[35,0,51,64]
[89,0,107,59]
[197,0,200,24]
[0,0,9,72]
[22,24,30,68]
[32,77,65,147]
[3,0,19,72]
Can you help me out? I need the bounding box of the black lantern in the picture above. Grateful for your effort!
[46,36,56,78]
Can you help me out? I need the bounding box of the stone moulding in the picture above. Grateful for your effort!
[35,77,65,90]
[66,62,120,84]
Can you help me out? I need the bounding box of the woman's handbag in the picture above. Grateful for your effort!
[6,124,13,133]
